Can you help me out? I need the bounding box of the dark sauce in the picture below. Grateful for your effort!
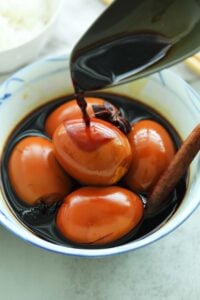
[71,0,200,93]
[74,92,90,126]
[70,0,200,123]
[0,93,186,249]
[71,33,171,92]
[71,32,171,125]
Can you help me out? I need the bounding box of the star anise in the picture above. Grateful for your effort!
[20,194,62,225]
[92,102,131,134]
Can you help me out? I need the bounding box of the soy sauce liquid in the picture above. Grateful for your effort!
[1,93,186,248]
[71,33,171,92]
[71,32,171,125]
[71,0,200,121]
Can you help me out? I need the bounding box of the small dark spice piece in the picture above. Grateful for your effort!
[93,102,131,134]
[20,194,62,225]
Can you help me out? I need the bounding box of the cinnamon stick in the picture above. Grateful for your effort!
[146,124,200,216]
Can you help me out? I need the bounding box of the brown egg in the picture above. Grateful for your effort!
[53,117,132,185]
[125,119,176,192]
[56,186,144,245]
[8,136,71,206]
[45,97,118,137]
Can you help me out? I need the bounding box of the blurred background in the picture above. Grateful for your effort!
[0,1,200,300]
[0,0,199,88]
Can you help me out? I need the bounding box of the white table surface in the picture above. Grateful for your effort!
[0,1,200,299]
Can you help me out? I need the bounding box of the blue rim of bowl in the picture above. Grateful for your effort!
[0,54,200,257]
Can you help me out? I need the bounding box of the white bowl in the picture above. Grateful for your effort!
[0,0,63,74]
[0,54,200,257]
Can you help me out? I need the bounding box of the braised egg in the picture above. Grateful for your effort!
[45,97,118,137]
[53,117,132,185]
[125,119,176,192]
[56,186,144,245]
[8,136,71,205]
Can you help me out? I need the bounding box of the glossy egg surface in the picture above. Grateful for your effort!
[45,97,116,137]
[56,186,144,245]
[53,118,132,185]
[8,136,71,205]
[125,119,176,192]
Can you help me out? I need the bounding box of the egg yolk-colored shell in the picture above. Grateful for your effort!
[53,117,132,185]
[8,136,71,206]
[45,97,115,138]
[56,186,144,245]
[125,120,176,192]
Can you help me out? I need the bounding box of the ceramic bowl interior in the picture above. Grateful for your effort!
[0,54,200,257]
